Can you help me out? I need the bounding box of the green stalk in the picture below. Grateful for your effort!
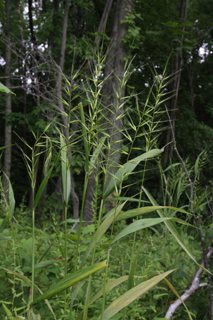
[82,169,101,320]
[31,207,35,302]
[74,172,89,272]
[64,204,68,315]
[101,249,110,320]
[31,149,36,306]
[70,173,89,319]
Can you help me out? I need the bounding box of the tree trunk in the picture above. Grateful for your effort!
[56,0,79,220]
[102,0,134,195]
[82,0,134,223]
[163,0,188,167]
[94,0,114,49]
[3,0,12,198]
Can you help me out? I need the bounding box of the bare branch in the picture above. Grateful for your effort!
[165,244,213,319]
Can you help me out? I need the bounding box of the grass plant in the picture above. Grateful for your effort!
[0,55,208,320]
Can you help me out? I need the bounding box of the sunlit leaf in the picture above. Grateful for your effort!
[0,82,15,95]
[97,270,174,320]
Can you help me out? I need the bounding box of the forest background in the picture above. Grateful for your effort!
[0,0,213,319]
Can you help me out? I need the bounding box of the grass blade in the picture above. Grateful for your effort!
[115,205,189,222]
[31,260,107,305]
[80,202,127,267]
[33,165,54,209]
[79,102,89,171]
[163,277,193,320]
[112,218,173,244]
[97,270,175,320]
[103,149,163,199]
[3,173,15,219]
[142,186,211,274]
[60,134,71,204]
[0,82,15,95]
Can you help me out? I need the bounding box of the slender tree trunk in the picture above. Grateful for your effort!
[94,0,114,49]
[3,0,12,198]
[102,0,134,192]
[56,0,79,220]
[82,0,134,223]
[18,1,27,152]
[163,0,188,167]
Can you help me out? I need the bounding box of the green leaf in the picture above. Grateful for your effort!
[8,179,15,219]
[88,137,106,174]
[163,277,193,320]
[33,165,54,209]
[2,303,12,316]
[128,244,143,290]
[80,202,127,267]
[0,236,12,241]
[0,145,14,151]
[115,205,190,222]
[0,214,10,233]
[97,270,175,320]
[3,173,15,219]
[76,276,129,320]
[31,260,107,305]
[0,82,15,95]
[79,102,89,171]
[112,218,173,244]
[194,150,205,177]
[34,259,56,270]
[142,187,211,274]
[60,134,71,204]
[103,149,163,199]
[60,218,80,225]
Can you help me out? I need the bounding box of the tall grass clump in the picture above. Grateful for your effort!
[0,54,207,320]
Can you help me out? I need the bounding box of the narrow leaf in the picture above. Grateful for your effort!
[31,260,107,305]
[33,166,54,209]
[103,149,163,199]
[163,277,193,320]
[112,218,173,244]
[3,173,15,219]
[115,205,189,222]
[2,303,12,316]
[142,187,211,274]
[97,270,175,320]
[60,134,71,204]
[80,202,127,267]
[0,236,12,241]
[88,137,106,174]
[34,259,56,270]
[76,275,144,320]
[79,102,89,171]
[0,82,15,95]
[194,150,205,177]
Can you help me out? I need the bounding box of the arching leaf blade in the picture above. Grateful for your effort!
[31,260,107,305]
[103,148,163,199]
[97,270,175,320]
[142,186,211,274]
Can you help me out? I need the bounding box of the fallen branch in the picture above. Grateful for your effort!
[165,243,213,319]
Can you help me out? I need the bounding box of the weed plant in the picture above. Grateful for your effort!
[0,54,209,320]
